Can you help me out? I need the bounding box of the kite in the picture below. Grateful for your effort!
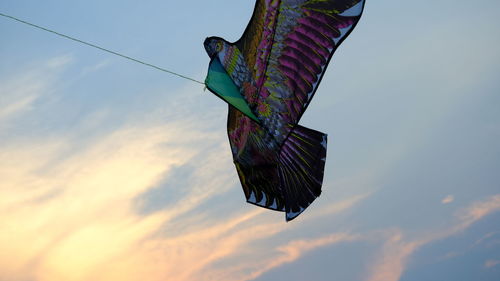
[204,0,366,221]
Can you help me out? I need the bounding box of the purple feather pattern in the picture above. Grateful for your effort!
[206,0,366,220]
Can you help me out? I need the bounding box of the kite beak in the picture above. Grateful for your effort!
[203,37,212,57]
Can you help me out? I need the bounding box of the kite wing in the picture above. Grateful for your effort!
[235,0,366,144]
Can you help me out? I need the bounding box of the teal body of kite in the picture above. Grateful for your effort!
[204,0,366,221]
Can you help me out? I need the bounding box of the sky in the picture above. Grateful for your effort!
[0,0,499,280]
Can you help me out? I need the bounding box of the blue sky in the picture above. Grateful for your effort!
[1,1,499,280]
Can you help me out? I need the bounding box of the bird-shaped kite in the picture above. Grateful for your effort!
[204,0,365,221]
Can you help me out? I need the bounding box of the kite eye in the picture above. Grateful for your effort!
[216,41,224,52]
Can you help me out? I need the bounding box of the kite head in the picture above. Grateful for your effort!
[204,36,226,58]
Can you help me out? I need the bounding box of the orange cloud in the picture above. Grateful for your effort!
[459,195,500,225]
[0,121,227,281]
[364,194,500,281]
[484,260,500,269]
[441,195,454,204]
[0,57,374,281]
[364,231,421,281]
[241,233,362,281]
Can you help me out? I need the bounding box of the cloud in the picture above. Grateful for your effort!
[364,231,421,281]
[80,60,111,76]
[0,141,369,281]
[473,231,500,248]
[135,194,369,281]
[484,260,500,269]
[0,120,226,280]
[0,55,373,281]
[0,55,230,280]
[310,192,372,219]
[441,195,454,204]
[458,195,500,227]
[364,194,500,281]
[0,55,72,123]
[46,55,73,69]
[240,233,362,281]
[6,50,496,281]
[0,94,38,121]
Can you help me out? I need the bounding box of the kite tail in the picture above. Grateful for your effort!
[278,125,327,221]
[235,161,286,212]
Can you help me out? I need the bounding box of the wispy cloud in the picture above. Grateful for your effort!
[79,60,111,77]
[364,231,420,281]
[473,231,500,248]
[0,56,373,281]
[310,192,372,219]
[0,55,228,280]
[364,194,500,281]
[240,232,362,281]
[0,94,38,121]
[441,195,454,204]
[484,260,500,269]
[0,121,227,280]
[0,55,72,124]
[459,195,500,227]
[3,51,497,281]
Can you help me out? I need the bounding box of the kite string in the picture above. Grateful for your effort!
[0,12,205,85]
